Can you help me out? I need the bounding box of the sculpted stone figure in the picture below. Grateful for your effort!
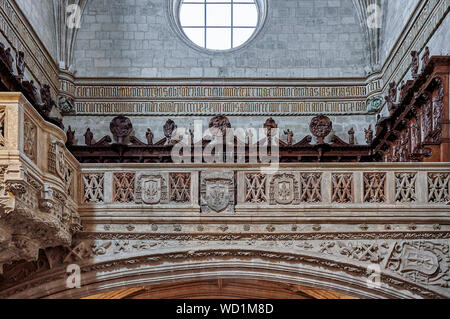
[15,51,25,79]
[84,128,94,146]
[110,115,133,144]
[263,118,278,138]
[146,128,154,145]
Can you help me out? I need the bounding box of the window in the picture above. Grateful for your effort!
[179,0,259,51]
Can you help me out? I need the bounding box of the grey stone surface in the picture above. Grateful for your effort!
[72,0,370,78]
[16,0,57,60]
[380,0,420,64]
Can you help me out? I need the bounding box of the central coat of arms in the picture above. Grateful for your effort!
[269,173,300,205]
[135,173,168,204]
[201,172,234,213]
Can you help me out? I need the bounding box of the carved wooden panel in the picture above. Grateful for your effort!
[113,173,135,203]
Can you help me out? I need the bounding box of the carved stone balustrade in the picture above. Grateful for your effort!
[79,163,450,214]
[0,93,80,272]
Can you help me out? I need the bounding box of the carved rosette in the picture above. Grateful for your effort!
[310,115,332,144]
[110,115,133,144]
[201,172,234,213]
[135,173,169,205]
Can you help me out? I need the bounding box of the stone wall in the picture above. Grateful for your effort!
[380,0,420,65]
[15,0,57,61]
[73,0,369,78]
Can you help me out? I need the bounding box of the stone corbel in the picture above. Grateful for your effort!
[38,185,56,214]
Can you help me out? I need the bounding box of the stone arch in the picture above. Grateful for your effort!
[0,247,443,299]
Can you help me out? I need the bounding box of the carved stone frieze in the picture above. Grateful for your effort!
[200,171,234,213]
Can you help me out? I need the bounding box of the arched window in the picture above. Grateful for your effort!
[170,0,267,52]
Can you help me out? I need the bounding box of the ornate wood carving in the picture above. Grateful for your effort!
[310,115,332,144]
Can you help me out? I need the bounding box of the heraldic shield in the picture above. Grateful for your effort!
[201,172,234,213]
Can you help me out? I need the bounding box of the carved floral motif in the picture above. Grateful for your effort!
[245,173,268,204]
[332,173,353,203]
[363,173,386,203]
[395,173,417,202]
[113,173,135,203]
[428,173,449,203]
[82,174,104,203]
[169,173,191,203]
